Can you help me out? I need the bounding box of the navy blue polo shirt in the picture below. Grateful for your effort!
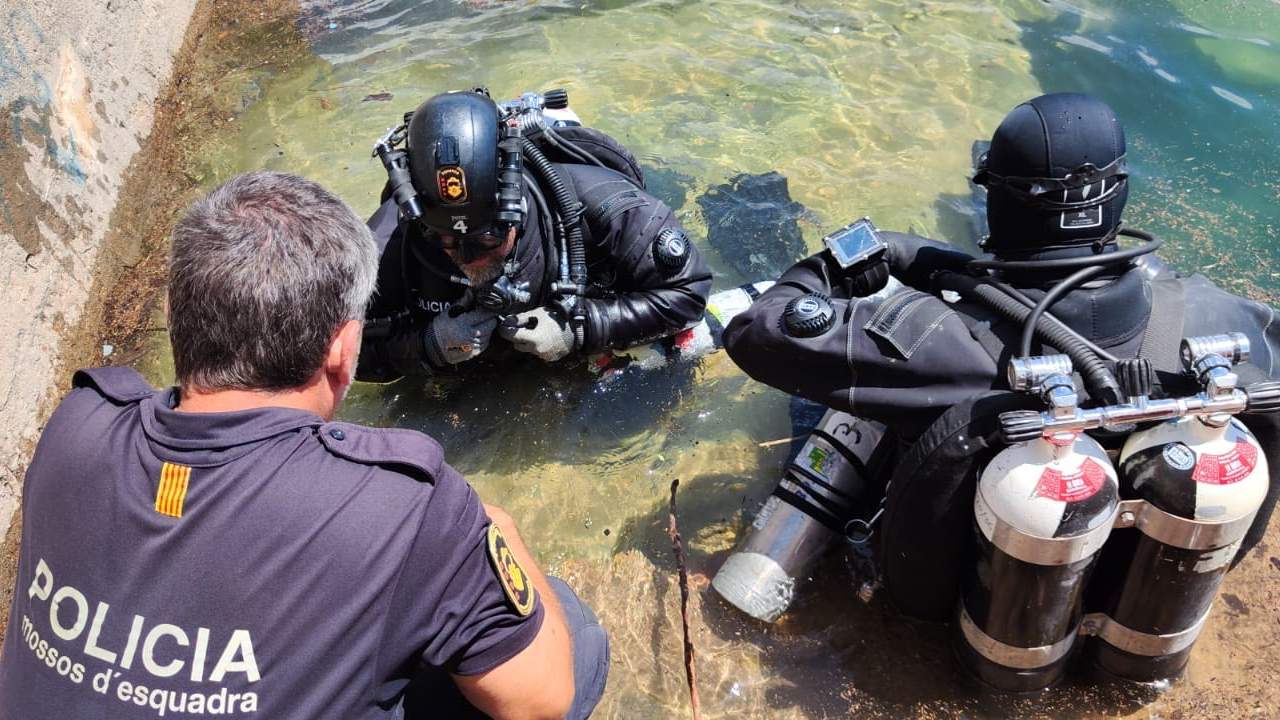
[0,367,542,719]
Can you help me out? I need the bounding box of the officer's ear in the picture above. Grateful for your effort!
[326,319,363,386]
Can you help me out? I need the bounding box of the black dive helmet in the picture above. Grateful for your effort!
[975,92,1129,258]
[405,91,505,238]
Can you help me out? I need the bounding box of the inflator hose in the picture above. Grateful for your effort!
[937,271,1124,404]
[520,137,588,346]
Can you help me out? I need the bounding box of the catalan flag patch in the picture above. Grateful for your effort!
[155,462,191,518]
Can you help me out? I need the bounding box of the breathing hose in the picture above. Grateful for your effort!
[982,277,1118,362]
[1018,264,1106,359]
[520,137,588,346]
[968,227,1162,272]
[936,271,1124,404]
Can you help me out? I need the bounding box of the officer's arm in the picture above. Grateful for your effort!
[578,203,713,352]
[451,505,574,720]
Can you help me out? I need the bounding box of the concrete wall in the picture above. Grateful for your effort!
[0,1,200,538]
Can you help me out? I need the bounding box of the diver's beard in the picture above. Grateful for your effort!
[459,257,507,285]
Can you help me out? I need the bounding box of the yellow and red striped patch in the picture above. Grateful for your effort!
[155,462,191,518]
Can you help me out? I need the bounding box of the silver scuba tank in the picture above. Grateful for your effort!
[1087,334,1276,682]
[712,410,890,622]
[589,282,775,376]
[956,356,1119,692]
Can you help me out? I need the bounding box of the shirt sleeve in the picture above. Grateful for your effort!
[379,462,544,677]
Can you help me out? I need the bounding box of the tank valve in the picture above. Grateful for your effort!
[1116,358,1154,403]
[1182,334,1249,400]
[1181,333,1250,369]
[1244,382,1280,414]
[542,88,569,109]
[999,410,1046,444]
[1008,354,1073,393]
[1008,354,1077,418]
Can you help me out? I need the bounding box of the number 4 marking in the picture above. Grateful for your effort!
[453,219,469,234]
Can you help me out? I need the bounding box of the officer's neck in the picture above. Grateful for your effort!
[175,321,360,421]
[176,376,338,421]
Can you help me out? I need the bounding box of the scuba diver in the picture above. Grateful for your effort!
[716,93,1280,691]
[356,88,712,381]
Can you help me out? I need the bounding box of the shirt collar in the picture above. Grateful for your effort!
[138,388,324,465]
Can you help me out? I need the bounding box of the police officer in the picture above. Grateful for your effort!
[358,89,712,381]
[723,93,1280,554]
[0,171,608,719]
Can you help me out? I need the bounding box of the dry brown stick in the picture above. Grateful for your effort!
[667,478,702,720]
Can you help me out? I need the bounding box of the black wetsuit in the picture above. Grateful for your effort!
[723,233,1280,552]
[358,163,712,382]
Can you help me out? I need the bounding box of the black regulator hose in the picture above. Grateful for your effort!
[937,271,1124,404]
[968,227,1162,272]
[983,277,1118,362]
[1018,264,1107,359]
[520,137,588,344]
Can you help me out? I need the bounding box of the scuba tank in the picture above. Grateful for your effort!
[589,282,774,376]
[956,355,1119,692]
[713,409,891,622]
[953,344,1280,691]
[1086,334,1280,682]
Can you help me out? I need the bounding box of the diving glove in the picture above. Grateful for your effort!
[498,306,577,362]
[424,307,499,366]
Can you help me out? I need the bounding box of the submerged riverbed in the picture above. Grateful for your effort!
[131,0,1280,717]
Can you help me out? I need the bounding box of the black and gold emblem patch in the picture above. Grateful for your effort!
[437,166,468,205]
[487,523,536,616]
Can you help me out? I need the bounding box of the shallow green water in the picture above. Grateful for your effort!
[140,0,1280,716]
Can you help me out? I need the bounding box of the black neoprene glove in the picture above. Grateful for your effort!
[882,232,976,290]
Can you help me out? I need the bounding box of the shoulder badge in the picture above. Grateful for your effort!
[487,523,537,617]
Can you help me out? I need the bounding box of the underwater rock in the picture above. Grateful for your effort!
[697,171,810,280]
[641,164,693,212]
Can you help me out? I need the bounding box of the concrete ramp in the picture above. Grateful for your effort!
[0,1,200,537]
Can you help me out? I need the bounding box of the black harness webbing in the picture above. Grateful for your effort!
[1137,279,1186,375]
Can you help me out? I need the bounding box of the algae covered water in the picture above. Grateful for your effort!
[136,0,1280,717]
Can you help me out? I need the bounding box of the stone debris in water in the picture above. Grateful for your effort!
[1211,86,1254,111]
[697,171,810,280]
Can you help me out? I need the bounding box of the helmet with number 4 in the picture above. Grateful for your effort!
[406,90,501,238]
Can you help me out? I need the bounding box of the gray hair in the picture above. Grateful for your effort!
[168,171,378,391]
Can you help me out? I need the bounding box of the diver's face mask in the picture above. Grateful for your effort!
[427,225,513,269]
[973,154,1129,213]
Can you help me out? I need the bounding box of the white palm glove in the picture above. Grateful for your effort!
[498,306,577,362]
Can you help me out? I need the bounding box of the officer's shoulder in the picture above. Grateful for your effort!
[71,366,155,405]
[315,421,446,484]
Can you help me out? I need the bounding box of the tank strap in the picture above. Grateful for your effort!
[1115,498,1255,550]
[958,604,1077,669]
[1138,279,1185,375]
[1080,610,1208,657]
[770,482,848,535]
